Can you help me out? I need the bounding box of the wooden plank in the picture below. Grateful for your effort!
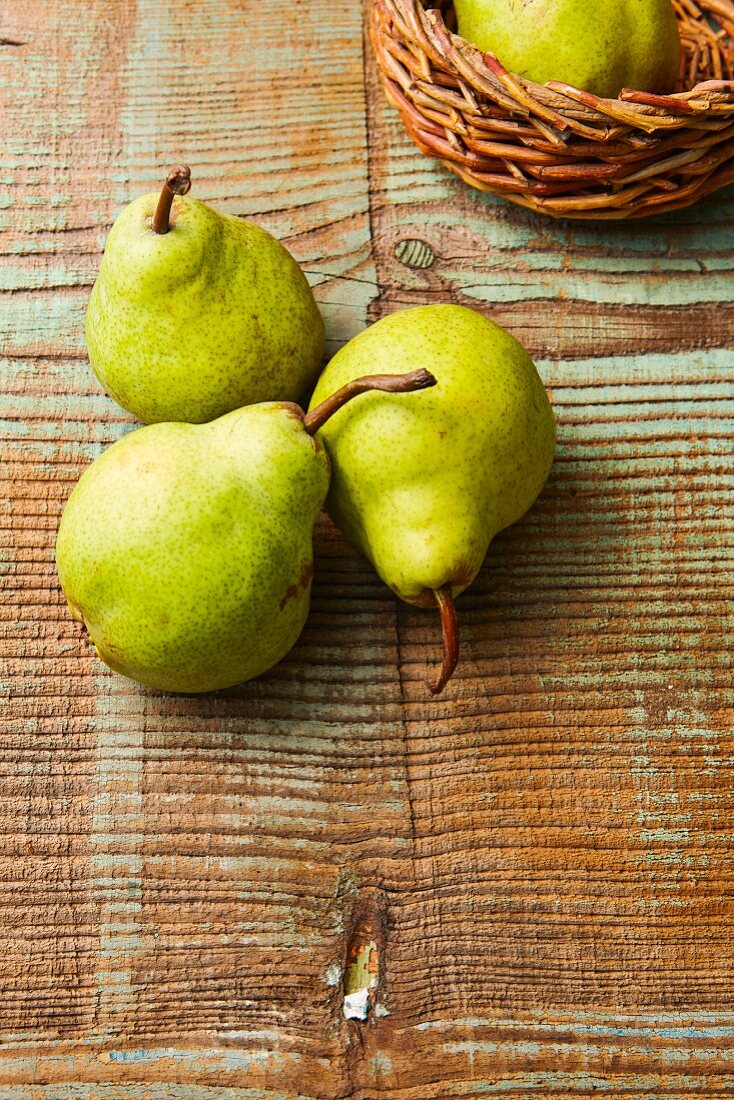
[1,0,734,1096]
[1,1,378,1095]
[355,23,734,1097]
[1,0,140,1047]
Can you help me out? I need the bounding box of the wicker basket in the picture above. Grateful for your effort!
[371,0,734,218]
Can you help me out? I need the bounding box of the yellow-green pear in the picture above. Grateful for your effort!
[308,304,556,694]
[86,166,325,424]
[454,0,681,99]
[55,371,435,693]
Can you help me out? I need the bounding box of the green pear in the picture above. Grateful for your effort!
[308,304,556,693]
[86,166,325,425]
[55,371,435,693]
[454,0,681,99]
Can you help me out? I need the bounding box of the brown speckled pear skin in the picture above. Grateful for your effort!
[86,193,325,425]
[308,305,556,608]
[454,0,681,99]
[55,404,330,693]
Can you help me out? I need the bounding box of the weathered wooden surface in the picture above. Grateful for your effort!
[1,0,734,1096]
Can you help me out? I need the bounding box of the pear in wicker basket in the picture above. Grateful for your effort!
[453,0,681,99]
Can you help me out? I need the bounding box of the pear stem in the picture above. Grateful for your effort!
[429,586,459,695]
[303,369,436,436]
[152,165,192,234]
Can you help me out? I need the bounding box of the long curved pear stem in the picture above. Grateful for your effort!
[429,586,459,695]
[303,369,436,436]
[152,165,192,234]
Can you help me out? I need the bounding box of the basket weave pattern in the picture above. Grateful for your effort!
[371,0,734,218]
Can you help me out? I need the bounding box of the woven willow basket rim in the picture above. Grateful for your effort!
[371,0,734,218]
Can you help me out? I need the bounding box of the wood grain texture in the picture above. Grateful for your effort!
[1,0,734,1096]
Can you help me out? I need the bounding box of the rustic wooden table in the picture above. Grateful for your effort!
[2,1,734,1097]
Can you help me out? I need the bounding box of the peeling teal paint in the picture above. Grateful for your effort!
[417,1013,734,1036]
[640,828,691,844]
[367,1049,393,1077]
[444,1072,734,1093]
